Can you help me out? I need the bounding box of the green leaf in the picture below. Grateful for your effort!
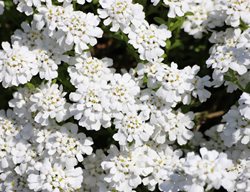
[224,75,231,82]
[245,82,250,93]
[240,20,249,31]
[154,17,167,25]
[169,17,185,31]
[134,0,147,6]
[25,83,36,91]
[165,39,171,50]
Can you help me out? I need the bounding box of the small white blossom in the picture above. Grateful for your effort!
[0,42,38,88]
[217,0,250,27]
[128,22,171,62]
[12,22,68,81]
[113,111,155,146]
[82,149,108,191]
[239,92,250,120]
[163,0,190,18]
[37,123,93,162]
[150,0,160,6]
[68,55,114,88]
[207,28,250,88]
[183,147,236,192]
[103,73,140,118]
[27,158,83,192]
[141,144,183,191]
[219,105,250,146]
[0,0,4,15]
[70,82,111,130]
[13,0,48,15]
[156,63,197,106]
[182,0,215,38]
[101,145,142,192]
[30,82,69,126]
[35,4,103,53]
[155,109,195,145]
[98,0,145,33]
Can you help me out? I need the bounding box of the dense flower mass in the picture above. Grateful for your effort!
[0,0,250,191]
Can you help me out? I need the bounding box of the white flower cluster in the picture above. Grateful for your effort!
[182,0,215,39]
[162,0,190,18]
[137,61,211,106]
[219,93,250,146]
[207,28,250,91]
[0,41,38,88]
[215,0,250,28]
[9,82,70,125]
[98,0,171,62]
[128,22,172,62]
[98,0,145,33]
[0,109,93,192]
[35,4,103,53]
[0,0,250,191]
[0,0,4,15]
[158,0,250,39]
[12,22,68,81]
[13,0,92,15]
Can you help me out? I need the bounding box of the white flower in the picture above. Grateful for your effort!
[62,11,103,53]
[11,142,31,165]
[35,4,103,53]
[207,28,250,88]
[156,63,196,106]
[13,0,92,15]
[13,0,48,15]
[150,0,160,6]
[128,22,171,62]
[234,159,250,192]
[82,149,108,191]
[0,167,31,192]
[137,62,211,105]
[27,158,83,192]
[69,82,111,131]
[68,55,114,88]
[157,109,195,145]
[192,75,212,103]
[219,106,250,146]
[98,0,145,33]
[12,22,44,49]
[182,0,215,39]
[103,73,140,117]
[239,92,250,120]
[0,110,21,138]
[136,62,167,89]
[0,0,4,15]
[0,42,38,88]
[12,22,68,81]
[30,82,69,126]
[58,0,92,5]
[34,48,62,80]
[113,111,155,146]
[141,144,183,191]
[38,123,93,162]
[101,145,142,192]
[163,0,190,18]
[217,0,250,27]
[183,147,235,191]
[9,87,35,123]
